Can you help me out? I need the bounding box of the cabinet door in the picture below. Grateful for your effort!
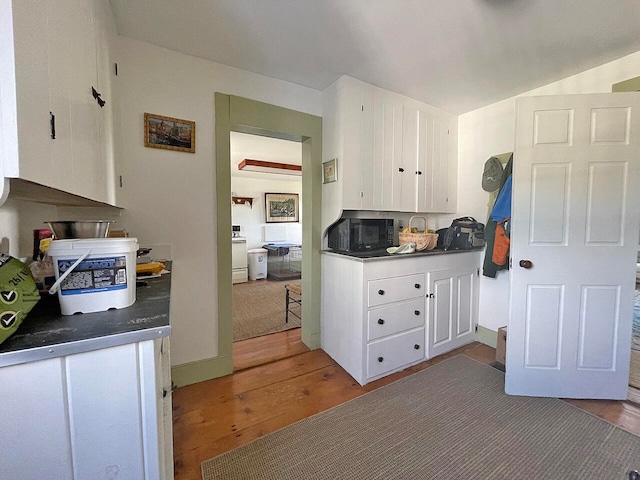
[362,89,404,211]
[10,0,53,183]
[341,81,367,209]
[0,358,74,479]
[66,343,146,479]
[398,104,419,211]
[417,110,452,212]
[67,0,103,201]
[427,266,477,358]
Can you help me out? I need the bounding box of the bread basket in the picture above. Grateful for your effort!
[399,216,438,251]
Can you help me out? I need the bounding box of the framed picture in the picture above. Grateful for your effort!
[144,112,195,153]
[323,158,337,183]
[265,193,299,223]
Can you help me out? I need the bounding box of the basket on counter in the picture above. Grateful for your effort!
[399,216,438,251]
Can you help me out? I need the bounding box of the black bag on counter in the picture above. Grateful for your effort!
[442,217,485,250]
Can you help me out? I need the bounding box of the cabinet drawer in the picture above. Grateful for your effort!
[367,298,425,341]
[368,273,425,307]
[367,328,425,379]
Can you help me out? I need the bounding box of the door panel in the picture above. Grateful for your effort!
[530,163,569,245]
[578,285,618,370]
[507,93,640,399]
[586,162,626,244]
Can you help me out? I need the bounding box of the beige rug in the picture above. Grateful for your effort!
[233,279,301,342]
[202,355,640,479]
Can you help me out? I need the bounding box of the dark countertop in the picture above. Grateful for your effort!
[0,269,171,367]
[322,246,484,261]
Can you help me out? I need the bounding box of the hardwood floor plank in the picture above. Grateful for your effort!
[172,333,640,480]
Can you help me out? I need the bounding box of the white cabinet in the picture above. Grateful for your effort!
[0,338,173,480]
[321,251,480,385]
[427,265,479,358]
[0,0,115,205]
[232,237,248,283]
[321,76,457,230]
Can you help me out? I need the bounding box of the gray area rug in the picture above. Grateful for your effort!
[233,279,301,342]
[202,355,640,479]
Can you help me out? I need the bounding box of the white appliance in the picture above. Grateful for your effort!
[232,237,248,284]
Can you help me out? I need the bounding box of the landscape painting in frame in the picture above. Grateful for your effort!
[144,112,195,153]
[265,193,299,223]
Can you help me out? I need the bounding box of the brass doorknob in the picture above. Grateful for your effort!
[519,260,533,269]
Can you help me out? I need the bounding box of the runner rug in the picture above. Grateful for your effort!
[202,355,640,479]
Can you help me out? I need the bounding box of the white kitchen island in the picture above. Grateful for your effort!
[0,271,173,480]
[321,249,481,385]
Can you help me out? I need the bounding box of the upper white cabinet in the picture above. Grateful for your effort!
[0,0,116,205]
[322,76,457,230]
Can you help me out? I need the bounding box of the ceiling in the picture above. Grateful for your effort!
[230,132,302,180]
[109,0,640,114]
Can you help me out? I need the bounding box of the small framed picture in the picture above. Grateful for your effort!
[265,193,299,223]
[144,112,195,153]
[323,158,337,184]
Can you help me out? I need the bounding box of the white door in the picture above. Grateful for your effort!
[506,93,640,399]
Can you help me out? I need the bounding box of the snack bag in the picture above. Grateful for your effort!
[0,253,40,345]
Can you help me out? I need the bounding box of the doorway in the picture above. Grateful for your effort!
[230,132,303,345]
[215,94,322,376]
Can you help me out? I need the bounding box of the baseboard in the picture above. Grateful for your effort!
[171,354,233,388]
[628,386,640,405]
[476,325,498,348]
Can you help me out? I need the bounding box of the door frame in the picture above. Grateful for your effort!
[215,94,322,374]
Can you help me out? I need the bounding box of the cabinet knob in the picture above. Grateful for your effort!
[378,289,385,295]
[378,356,384,363]
[414,344,420,350]
[414,283,420,289]
[414,310,420,316]
[416,171,423,175]
[398,167,405,173]
[378,318,385,325]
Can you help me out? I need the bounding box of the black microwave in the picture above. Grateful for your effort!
[327,218,394,252]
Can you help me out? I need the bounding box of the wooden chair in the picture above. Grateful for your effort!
[285,281,302,323]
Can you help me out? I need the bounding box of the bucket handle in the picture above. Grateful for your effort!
[48,250,92,295]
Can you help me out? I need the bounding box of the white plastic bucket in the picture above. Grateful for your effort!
[47,238,139,315]
[247,248,267,280]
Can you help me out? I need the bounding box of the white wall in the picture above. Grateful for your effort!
[112,35,322,366]
[458,50,640,333]
[231,176,302,250]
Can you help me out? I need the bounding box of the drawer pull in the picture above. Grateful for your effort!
[378,289,385,295]
[414,344,420,350]
[377,318,385,325]
[398,167,405,173]
[414,310,420,316]
[414,283,421,289]
[378,356,384,363]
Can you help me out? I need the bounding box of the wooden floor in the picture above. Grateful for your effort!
[172,330,640,480]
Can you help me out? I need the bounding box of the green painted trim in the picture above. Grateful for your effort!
[215,93,234,372]
[171,354,233,388]
[612,76,640,92]
[214,94,323,382]
[476,325,498,348]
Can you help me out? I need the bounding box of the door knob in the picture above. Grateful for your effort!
[519,260,533,269]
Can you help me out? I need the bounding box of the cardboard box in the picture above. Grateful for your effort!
[496,326,507,365]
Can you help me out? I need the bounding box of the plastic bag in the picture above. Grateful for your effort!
[0,253,40,345]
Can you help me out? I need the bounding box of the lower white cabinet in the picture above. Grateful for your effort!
[0,338,173,480]
[427,266,479,358]
[321,251,480,385]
